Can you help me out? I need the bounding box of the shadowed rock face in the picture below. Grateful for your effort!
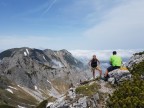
[0,47,86,107]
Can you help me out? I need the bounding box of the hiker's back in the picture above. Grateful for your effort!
[110,55,122,66]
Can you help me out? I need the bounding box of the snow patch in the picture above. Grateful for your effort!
[26,49,29,55]
[24,52,27,56]
[47,80,51,84]
[6,89,13,94]
[43,56,47,61]
[46,102,54,107]
[34,86,38,90]
[17,85,20,87]
[8,86,17,90]
[18,105,26,108]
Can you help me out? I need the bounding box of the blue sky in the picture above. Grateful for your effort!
[0,0,144,50]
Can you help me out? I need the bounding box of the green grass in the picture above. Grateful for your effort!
[75,82,100,96]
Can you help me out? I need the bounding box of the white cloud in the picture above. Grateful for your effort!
[84,0,144,49]
[70,49,141,62]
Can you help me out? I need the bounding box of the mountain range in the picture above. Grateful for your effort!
[0,47,87,107]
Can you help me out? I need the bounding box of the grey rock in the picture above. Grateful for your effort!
[108,69,131,84]
[127,53,144,70]
[93,93,99,101]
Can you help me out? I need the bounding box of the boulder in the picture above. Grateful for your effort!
[108,69,131,84]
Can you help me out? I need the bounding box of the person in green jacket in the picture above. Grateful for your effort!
[104,51,122,78]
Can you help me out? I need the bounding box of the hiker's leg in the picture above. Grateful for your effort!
[93,69,95,79]
[91,67,94,78]
[104,70,108,77]
[105,66,113,77]
[91,67,95,79]
[96,68,102,77]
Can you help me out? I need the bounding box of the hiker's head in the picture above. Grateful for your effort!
[93,55,96,59]
[113,51,117,55]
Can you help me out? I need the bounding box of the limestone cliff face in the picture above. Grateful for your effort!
[0,47,86,107]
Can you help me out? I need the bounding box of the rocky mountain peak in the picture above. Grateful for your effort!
[59,49,72,55]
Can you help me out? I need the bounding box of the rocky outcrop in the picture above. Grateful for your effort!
[42,79,115,108]
[108,69,131,84]
[126,51,144,76]
[127,51,144,70]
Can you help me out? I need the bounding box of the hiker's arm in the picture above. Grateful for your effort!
[109,57,112,65]
[88,60,91,66]
[121,57,123,66]
[97,59,100,65]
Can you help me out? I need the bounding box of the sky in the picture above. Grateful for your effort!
[0,0,144,50]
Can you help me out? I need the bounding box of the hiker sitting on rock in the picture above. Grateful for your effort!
[89,55,102,79]
[104,51,122,79]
